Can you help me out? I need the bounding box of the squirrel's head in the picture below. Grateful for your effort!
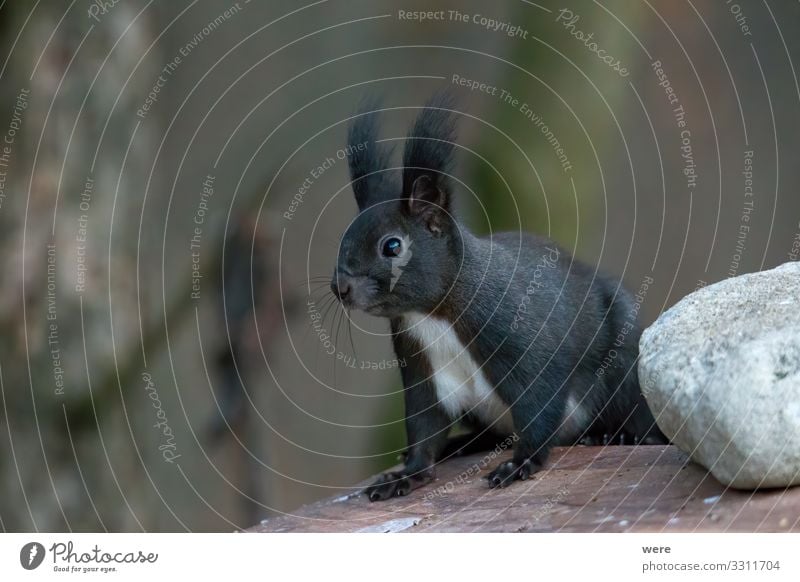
[331,94,461,318]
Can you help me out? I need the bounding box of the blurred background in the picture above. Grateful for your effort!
[0,0,798,531]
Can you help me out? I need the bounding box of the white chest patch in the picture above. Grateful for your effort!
[402,313,514,433]
[558,394,593,443]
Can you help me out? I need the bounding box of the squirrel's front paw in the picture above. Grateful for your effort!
[364,469,433,501]
[486,458,540,488]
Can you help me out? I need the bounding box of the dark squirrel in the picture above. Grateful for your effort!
[330,94,666,501]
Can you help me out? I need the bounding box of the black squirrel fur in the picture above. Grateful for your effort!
[331,94,666,501]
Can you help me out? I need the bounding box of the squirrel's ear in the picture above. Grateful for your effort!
[402,92,458,231]
[407,174,448,234]
[347,98,395,211]
[408,175,444,212]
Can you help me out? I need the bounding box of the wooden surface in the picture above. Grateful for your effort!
[250,446,800,533]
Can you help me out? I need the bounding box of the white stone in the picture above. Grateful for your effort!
[639,262,800,489]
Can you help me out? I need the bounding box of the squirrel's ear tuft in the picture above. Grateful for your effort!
[347,97,395,211]
[402,92,459,229]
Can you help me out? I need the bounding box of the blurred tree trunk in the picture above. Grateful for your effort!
[0,1,161,531]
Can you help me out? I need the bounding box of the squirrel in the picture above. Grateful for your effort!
[330,94,666,501]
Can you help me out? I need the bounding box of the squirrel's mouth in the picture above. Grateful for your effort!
[362,302,388,316]
[340,296,382,315]
[330,272,386,313]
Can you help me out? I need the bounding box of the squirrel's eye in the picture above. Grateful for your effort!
[382,237,402,257]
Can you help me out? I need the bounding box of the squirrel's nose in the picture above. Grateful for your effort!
[331,276,352,302]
